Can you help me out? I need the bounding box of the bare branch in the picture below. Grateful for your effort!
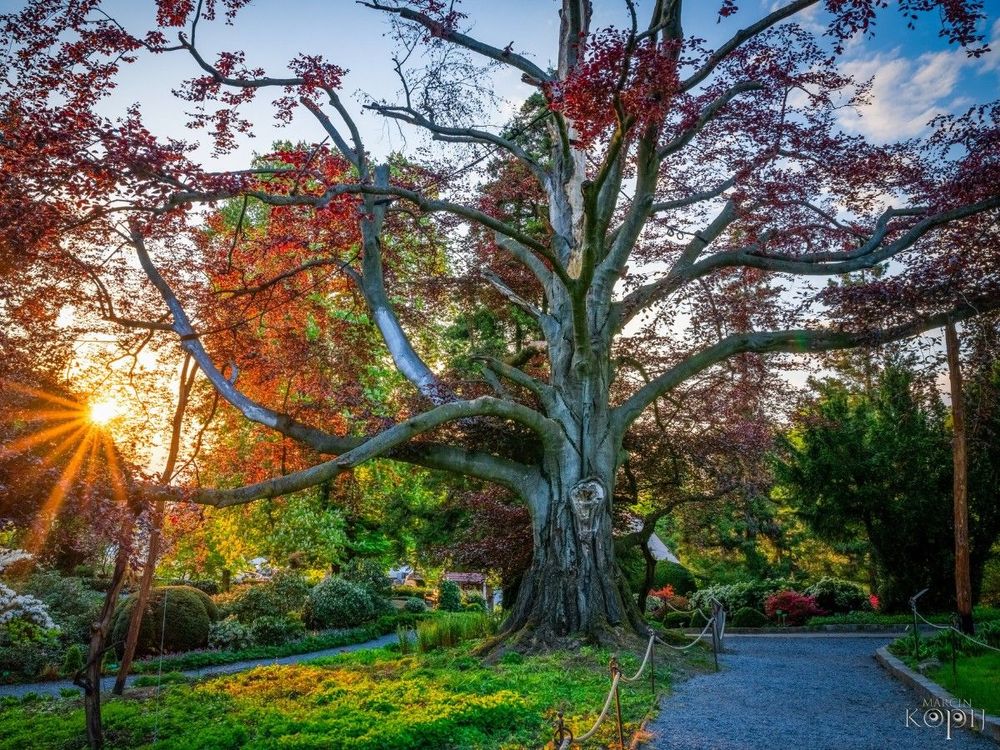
[360,1,552,84]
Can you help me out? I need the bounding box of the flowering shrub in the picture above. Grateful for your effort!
[804,577,869,614]
[305,577,375,629]
[869,594,881,611]
[764,590,825,626]
[0,582,56,630]
[208,616,253,651]
[0,551,56,630]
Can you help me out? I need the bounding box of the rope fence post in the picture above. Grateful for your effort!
[610,655,625,750]
[649,636,655,697]
[909,588,928,660]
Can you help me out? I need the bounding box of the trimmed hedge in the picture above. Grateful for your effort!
[111,586,220,657]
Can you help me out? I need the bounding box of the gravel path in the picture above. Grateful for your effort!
[0,633,398,699]
[644,634,996,750]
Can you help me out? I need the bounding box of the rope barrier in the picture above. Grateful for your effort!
[556,672,622,749]
[655,616,716,651]
[912,608,1000,653]
[553,605,729,747]
[619,635,656,683]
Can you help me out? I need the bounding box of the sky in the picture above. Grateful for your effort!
[3,0,996,166]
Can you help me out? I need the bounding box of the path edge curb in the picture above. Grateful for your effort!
[875,645,1000,745]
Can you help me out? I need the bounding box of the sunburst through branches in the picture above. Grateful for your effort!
[1,380,132,553]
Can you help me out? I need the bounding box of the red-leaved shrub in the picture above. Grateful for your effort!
[764,590,825,625]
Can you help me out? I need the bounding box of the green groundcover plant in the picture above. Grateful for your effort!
[0,641,686,750]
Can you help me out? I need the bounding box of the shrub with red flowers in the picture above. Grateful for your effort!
[763,590,825,626]
[648,585,675,601]
[868,594,881,612]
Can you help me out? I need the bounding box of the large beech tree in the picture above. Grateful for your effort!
[3,0,1000,648]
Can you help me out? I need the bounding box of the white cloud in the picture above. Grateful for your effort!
[836,47,969,141]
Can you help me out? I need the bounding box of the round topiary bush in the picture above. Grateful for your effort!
[304,577,375,629]
[730,606,770,628]
[111,585,219,657]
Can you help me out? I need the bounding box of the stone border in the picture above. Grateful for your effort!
[875,646,1000,745]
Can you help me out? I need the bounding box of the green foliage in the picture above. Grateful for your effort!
[305,577,376,629]
[404,597,428,613]
[730,607,770,627]
[59,644,83,677]
[804,577,870,614]
[689,578,797,613]
[659,611,692,629]
[222,570,310,623]
[775,365,1000,611]
[0,641,676,750]
[396,625,413,655]
[19,572,103,644]
[110,586,219,657]
[437,580,462,612]
[169,579,219,596]
[340,558,391,598]
[464,593,487,612]
[393,585,431,598]
[654,562,698,596]
[207,617,253,652]
[930,652,1000,716]
[131,672,191,687]
[248,614,305,646]
[128,617,417,675]
[0,624,60,683]
[416,612,498,652]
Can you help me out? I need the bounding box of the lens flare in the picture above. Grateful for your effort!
[89,399,120,425]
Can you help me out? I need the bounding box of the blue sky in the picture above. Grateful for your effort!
[3,0,995,166]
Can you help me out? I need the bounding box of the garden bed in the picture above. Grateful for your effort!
[0,638,699,750]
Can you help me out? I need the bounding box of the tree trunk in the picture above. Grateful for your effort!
[112,501,163,694]
[75,536,131,749]
[499,475,645,649]
[637,541,657,615]
[946,322,975,635]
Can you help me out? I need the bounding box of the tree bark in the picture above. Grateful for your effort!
[112,502,162,694]
[498,474,646,649]
[74,531,131,749]
[945,322,975,634]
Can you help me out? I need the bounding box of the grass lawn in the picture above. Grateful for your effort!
[928,652,1000,717]
[0,640,706,749]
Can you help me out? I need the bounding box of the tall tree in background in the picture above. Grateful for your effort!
[777,363,1000,611]
[945,322,974,633]
[3,0,1000,647]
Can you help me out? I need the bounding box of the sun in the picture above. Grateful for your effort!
[88,398,120,426]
